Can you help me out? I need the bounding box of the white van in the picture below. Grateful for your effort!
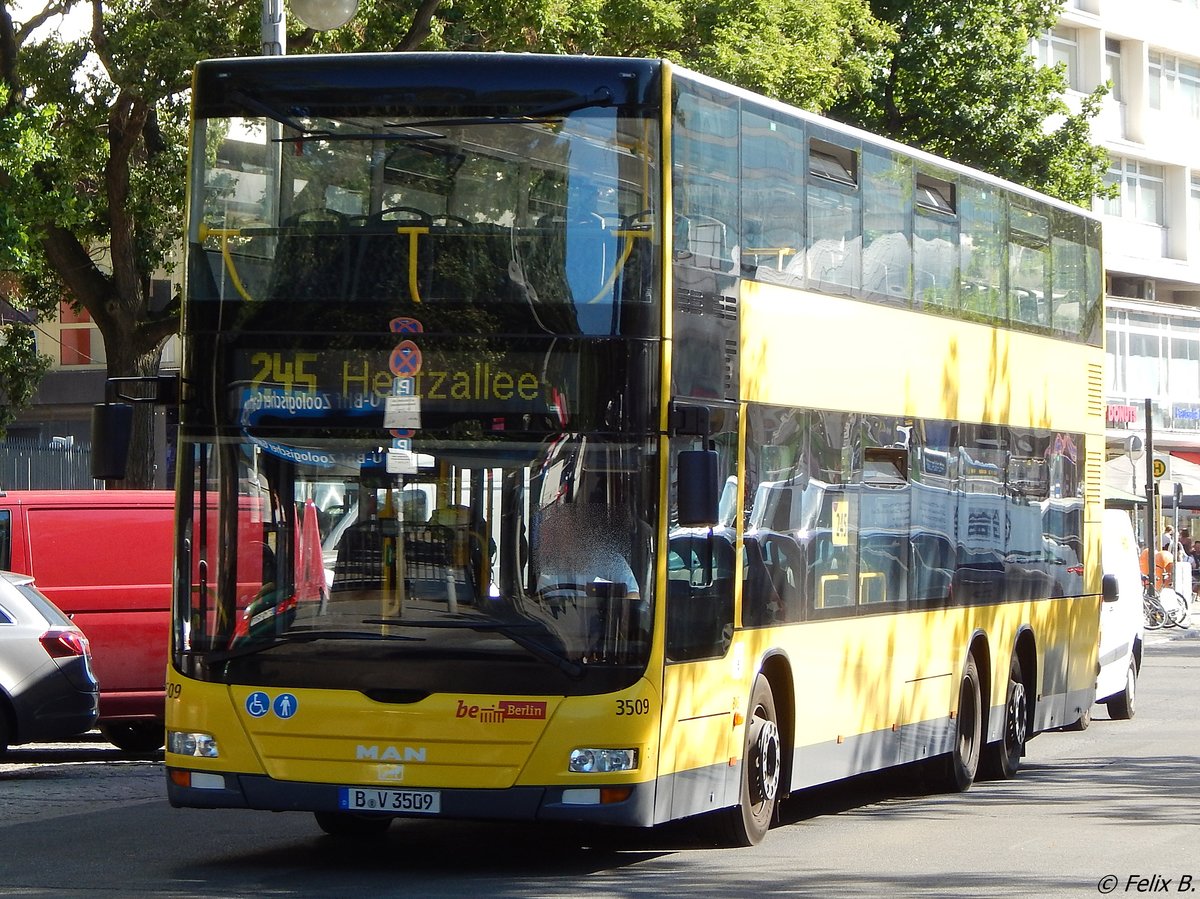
[1096,508,1144,719]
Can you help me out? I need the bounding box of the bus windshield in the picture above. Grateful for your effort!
[178,434,656,696]
[177,65,664,698]
[190,98,659,338]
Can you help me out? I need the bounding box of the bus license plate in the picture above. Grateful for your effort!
[338,787,440,814]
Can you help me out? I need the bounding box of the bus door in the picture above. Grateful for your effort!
[662,527,737,818]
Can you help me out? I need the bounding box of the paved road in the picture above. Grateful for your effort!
[1,622,1197,897]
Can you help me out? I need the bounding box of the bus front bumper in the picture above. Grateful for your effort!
[166,768,655,828]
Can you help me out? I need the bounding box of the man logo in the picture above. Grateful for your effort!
[356,745,427,762]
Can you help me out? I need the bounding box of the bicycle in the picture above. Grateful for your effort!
[1158,587,1190,628]
[1143,587,1167,630]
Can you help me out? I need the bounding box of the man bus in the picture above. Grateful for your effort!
[98,53,1104,845]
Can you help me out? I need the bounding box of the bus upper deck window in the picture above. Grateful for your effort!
[808,140,858,188]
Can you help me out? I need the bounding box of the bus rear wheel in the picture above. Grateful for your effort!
[981,654,1027,780]
[722,674,781,846]
[941,654,982,792]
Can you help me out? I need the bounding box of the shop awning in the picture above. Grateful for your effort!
[1107,453,1200,509]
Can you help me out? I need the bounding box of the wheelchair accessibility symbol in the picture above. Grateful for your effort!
[246,691,299,719]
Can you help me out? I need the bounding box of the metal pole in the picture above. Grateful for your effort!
[261,0,284,240]
[1174,481,1183,589]
[1145,398,1156,574]
[262,0,286,55]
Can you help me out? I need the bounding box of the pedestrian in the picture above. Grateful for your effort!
[1141,541,1174,593]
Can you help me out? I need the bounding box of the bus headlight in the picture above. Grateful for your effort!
[168,730,220,758]
[568,748,638,773]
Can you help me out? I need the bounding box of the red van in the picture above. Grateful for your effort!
[0,490,174,751]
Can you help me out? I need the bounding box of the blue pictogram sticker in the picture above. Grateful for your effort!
[246,691,270,718]
[273,693,299,719]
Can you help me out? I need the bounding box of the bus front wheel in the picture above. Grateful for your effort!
[315,811,393,838]
[722,674,781,846]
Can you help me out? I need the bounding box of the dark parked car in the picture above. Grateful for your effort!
[0,570,99,753]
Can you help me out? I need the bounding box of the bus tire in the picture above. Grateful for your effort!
[100,720,165,753]
[315,811,393,837]
[1105,658,1137,720]
[722,674,781,846]
[941,654,982,792]
[981,654,1027,780]
[1063,705,1091,731]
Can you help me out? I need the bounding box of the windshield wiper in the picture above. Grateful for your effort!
[228,89,308,132]
[362,616,585,678]
[228,90,448,143]
[203,629,424,663]
[388,88,616,131]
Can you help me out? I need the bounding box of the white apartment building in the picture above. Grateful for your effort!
[1044,0,1200,482]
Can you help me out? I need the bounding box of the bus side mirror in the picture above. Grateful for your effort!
[91,403,133,481]
[677,449,719,528]
[1101,573,1119,604]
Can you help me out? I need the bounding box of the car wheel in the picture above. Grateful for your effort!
[0,703,12,755]
[1105,658,1137,720]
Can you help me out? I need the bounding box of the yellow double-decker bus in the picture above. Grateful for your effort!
[153,52,1104,845]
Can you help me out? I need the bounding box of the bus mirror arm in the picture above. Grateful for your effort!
[103,374,181,406]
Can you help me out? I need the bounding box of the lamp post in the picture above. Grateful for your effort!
[262,0,286,55]
[258,0,360,228]
[263,0,360,53]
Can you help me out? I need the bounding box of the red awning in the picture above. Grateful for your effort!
[1171,451,1200,467]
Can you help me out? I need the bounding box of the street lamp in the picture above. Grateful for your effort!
[263,0,360,55]
[290,0,359,31]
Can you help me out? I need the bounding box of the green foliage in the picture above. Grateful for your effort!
[0,322,52,437]
[301,0,888,111]
[831,0,1110,207]
[0,0,1110,463]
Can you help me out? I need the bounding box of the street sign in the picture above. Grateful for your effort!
[1153,456,1168,480]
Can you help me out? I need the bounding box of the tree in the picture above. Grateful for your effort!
[830,0,1110,207]
[1,0,1103,490]
[0,0,247,485]
[0,80,54,432]
[1,0,887,487]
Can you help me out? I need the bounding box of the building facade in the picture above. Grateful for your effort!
[1047,0,1200,498]
[5,2,1200,493]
